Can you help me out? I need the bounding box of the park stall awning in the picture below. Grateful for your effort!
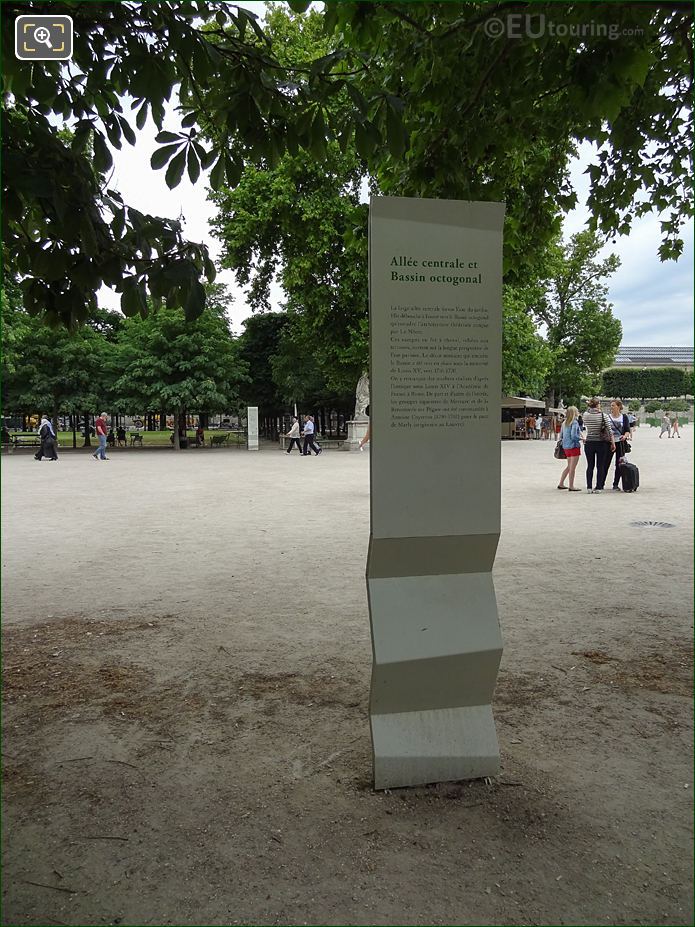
[500,396,545,410]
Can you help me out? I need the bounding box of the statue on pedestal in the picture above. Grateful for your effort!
[354,373,370,421]
[345,372,370,450]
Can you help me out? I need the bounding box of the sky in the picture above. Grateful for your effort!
[98,28,693,348]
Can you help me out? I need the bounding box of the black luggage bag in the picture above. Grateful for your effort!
[620,461,640,492]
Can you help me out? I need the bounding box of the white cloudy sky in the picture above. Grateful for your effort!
[99,11,693,347]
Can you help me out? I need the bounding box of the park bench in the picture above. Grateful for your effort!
[129,433,144,446]
[10,433,42,448]
[210,432,231,447]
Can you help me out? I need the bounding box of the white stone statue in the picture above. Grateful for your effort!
[354,373,370,421]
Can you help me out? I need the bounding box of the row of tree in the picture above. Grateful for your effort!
[601,367,693,402]
[1,280,359,448]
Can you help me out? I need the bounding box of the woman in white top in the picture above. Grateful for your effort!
[284,417,302,454]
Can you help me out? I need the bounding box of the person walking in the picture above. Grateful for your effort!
[284,417,303,454]
[535,415,542,440]
[301,415,321,456]
[583,398,615,493]
[35,415,58,461]
[557,405,583,491]
[92,412,109,460]
[672,416,681,437]
[605,399,632,491]
[659,412,671,438]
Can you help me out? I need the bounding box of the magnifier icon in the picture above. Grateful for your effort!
[33,25,53,49]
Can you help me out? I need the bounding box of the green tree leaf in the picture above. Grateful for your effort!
[164,149,187,189]
[150,143,181,170]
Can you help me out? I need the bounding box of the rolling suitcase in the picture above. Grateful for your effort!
[620,461,639,492]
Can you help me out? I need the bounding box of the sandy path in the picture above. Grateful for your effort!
[2,427,692,926]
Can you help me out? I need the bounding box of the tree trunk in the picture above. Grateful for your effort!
[173,411,181,450]
[160,410,166,430]
[199,412,209,428]
[83,412,91,447]
[52,401,59,437]
[546,388,556,409]
[71,414,77,449]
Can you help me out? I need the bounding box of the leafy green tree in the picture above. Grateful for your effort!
[3,304,110,436]
[321,1,693,269]
[531,232,622,404]
[236,312,289,412]
[209,6,369,397]
[502,287,552,398]
[1,278,31,380]
[1,0,367,327]
[270,310,354,408]
[112,291,248,448]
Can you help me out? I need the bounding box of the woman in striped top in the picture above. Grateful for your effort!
[582,398,615,493]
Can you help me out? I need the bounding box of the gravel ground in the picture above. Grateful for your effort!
[2,426,693,926]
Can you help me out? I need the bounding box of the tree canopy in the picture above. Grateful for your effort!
[319,1,692,270]
[2,279,111,421]
[112,287,248,447]
[209,5,369,396]
[3,1,692,329]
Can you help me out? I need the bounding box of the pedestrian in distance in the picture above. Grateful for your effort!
[605,399,632,491]
[659,412,671,438]
[301,415,321,456]
[583,398,615,493]
[672,416,681,437]
[284,417,303,454]
[92,412,109,460]
[35,414,58,461]
[557,406,583,491]
[535,416,542,440]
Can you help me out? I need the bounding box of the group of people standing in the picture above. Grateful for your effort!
[557,398,634,493]
[284,416,322,456]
